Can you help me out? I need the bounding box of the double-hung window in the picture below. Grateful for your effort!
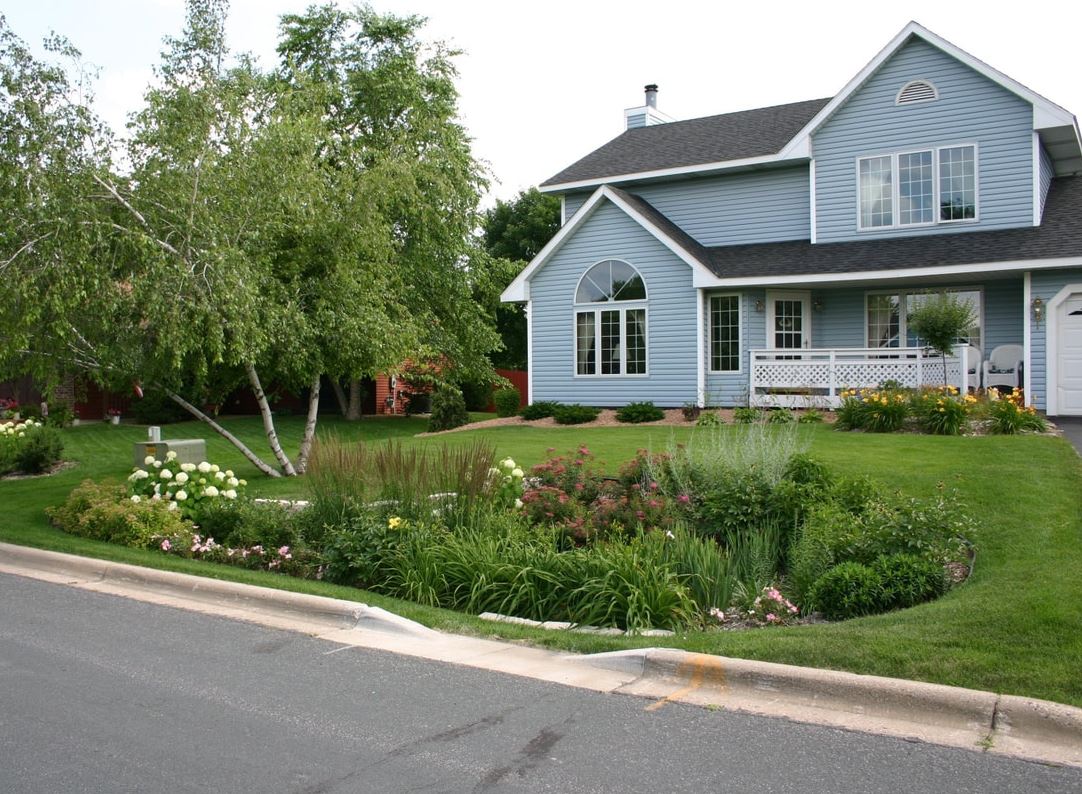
[858,144,977,230]
[574,260,647,376]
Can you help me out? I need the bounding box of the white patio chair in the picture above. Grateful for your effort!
[967,345,982,391]
[983,344,1023,391]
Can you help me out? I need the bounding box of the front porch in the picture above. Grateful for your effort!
[748,345,973,408]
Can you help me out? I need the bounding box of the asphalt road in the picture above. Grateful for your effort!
[2,572,1080,793]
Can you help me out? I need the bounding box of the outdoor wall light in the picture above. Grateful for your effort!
[1032,296,1045,326]
[813,298,824,312]
[754,299,764,312]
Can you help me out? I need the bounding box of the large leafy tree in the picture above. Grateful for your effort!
[479,188,560,369]
[0,1,499,475]
[277,4,499,418]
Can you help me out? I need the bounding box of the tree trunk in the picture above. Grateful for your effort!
[245,362,296,476]
[296,375,322,474]
[163,389,281,478]
[330,379,348,417]
[346,378,363,421]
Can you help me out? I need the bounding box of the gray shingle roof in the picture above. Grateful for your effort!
[621,176,1082,280]
[540,98,831,188]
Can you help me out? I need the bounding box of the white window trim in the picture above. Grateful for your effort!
[863,286,986,349]
[706,292,744,374]
[855,142,980,232]
[766,290,812,351]
[572,259,650,378]
[572,305,649,378]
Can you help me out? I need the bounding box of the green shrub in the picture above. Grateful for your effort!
[862,389,909,432]
[128,391,189,424]
[44,401,75,428]
[872,553,948,611]
[809,561,883,620]
[798,408,824,424]
[681,402,701,422]
[829,475,878,515]
[834,392,865,430]
[493,387,521,417]
[520,400,560,420]
[458,380,493,412]
[767,408,796,424]
[859,492,972,565]
[427,385,469,432]
[10,425,64,474]
[695,467,773,540]
[695,410,722,427]
[48,480,190,548]
[732,407,761,424]
[194,499,298,549]
[552,403,600,425]
[616,401,664,423]
[787,503,860,603]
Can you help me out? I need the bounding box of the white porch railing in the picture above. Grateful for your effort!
[749,345,968,408]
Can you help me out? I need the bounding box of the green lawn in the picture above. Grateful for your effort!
[4,415,1082,706]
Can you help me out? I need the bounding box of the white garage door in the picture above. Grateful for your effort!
[1058,293,1082,415]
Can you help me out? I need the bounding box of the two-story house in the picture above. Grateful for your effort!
[501,22,1082,416]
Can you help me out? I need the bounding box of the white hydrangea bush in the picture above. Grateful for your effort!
[128,450,246,517]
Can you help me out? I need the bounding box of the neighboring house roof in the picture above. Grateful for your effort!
[539,98,830,190]
[694,176,1082,283]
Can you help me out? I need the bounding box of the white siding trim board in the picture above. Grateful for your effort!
[1023,271,1032,405]
[693,256,1082,290]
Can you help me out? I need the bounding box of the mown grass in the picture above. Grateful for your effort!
[3,415,1081,706]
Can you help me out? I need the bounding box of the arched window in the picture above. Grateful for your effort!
[574,260,647,376]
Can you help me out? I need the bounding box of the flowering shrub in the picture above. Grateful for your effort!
[0,397,17,418]
[128,451,246,519]
[158,532,319,576]
[488,457,525,509]
[913,386,974,435]
[0,418,63,475]
[839,388,909,432]
[744,585,801,625]
[986,387,1047,434]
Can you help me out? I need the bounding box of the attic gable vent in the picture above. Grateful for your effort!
[896,79,939,105]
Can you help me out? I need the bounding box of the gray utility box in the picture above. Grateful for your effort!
[133,439,207,469]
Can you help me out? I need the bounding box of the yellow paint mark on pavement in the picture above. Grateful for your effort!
[645,655,727,712]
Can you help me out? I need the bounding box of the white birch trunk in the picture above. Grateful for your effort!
[245,362,296,476]
[296,375,322,474]
[164,389,281,478]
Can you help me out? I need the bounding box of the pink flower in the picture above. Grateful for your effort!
[766,613,778,623]
[578,446,590,456]
[677,494,690,504]
[649,482,658,491]
[160,539,172,551]
[278,545,290,556]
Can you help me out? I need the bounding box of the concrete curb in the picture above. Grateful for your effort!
[3,542,1080,767]
[0,542,432,638]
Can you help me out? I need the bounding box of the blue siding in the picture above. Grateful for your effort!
[1030,268,1082,412]
[529,200,698,406]
[563,192,591,223]
[1039,143,1054,221]
[703,290,765,406]
[633,167,810,246]
[813,37,1034,243]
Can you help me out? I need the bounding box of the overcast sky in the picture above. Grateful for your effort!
[6,1,1081,205]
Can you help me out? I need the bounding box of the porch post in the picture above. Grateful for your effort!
[1023,271,1033,406]
[828,349,837,402]
[695,289,706,407]
[955,343,968,394]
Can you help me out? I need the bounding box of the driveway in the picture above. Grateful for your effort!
[1056,416,1082,455]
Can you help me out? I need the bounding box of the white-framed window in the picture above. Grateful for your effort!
[708,294,741,372]
[865,287,983,349]
[857,144,978,230]
[574,260,647,376]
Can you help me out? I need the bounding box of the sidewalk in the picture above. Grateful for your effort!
[2,541,1080,769]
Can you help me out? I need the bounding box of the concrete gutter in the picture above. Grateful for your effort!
[2,542,1079,768]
